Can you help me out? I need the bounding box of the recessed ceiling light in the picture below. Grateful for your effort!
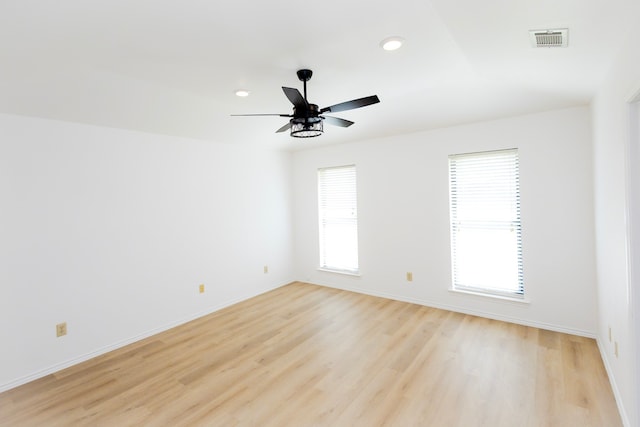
[380,36,404,51]
[235,90,250,97]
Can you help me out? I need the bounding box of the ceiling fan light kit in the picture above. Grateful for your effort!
[291,118,323,138]
[232,69,380,139]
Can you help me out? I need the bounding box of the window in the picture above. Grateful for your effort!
[318,165,359,274]
[448,149,523,298]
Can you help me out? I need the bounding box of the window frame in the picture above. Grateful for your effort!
[317,164,360,275]
[448,148,524,299]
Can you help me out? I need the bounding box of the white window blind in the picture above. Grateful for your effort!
[318,165,359,274]
[449,149,523,297]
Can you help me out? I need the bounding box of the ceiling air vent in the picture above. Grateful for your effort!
[529,29,568,48]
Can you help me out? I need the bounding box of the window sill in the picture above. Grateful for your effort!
[317,267,361,277]
[448,288,530,304]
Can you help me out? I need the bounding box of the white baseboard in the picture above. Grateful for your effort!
[313,281,596,338]
[0,282,288,393]
[596,338,631,427]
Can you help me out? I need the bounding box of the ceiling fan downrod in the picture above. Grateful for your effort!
[297,69,313,101]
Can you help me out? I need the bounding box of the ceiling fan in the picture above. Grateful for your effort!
[232,69,380,138]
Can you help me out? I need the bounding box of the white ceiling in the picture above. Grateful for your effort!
[0,0,637,151]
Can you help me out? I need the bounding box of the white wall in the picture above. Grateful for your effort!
[592,21,640,427]
[293,106,597,336]
[0,113,294,391]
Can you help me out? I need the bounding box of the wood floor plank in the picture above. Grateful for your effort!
[0,282,623,426]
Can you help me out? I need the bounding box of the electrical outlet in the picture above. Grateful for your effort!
[264,265,269,274]
[199,284,205,294]
[56,322,67,337]
[406,272,413,282]
[614,341,619,358]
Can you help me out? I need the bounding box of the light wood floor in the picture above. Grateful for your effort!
[0,282,622,426]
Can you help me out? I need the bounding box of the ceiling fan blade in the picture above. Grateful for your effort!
[322,116,354,128]
[230,113,291,117]
[320,95,380,114]
[276,122,292,133]
[282,87,309,110]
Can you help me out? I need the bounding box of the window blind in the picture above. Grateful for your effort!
[318,165,359,273]
[449,149,523,297]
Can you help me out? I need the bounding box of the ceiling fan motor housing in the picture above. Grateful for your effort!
[293,104,321,120]
[291,101,323,138]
